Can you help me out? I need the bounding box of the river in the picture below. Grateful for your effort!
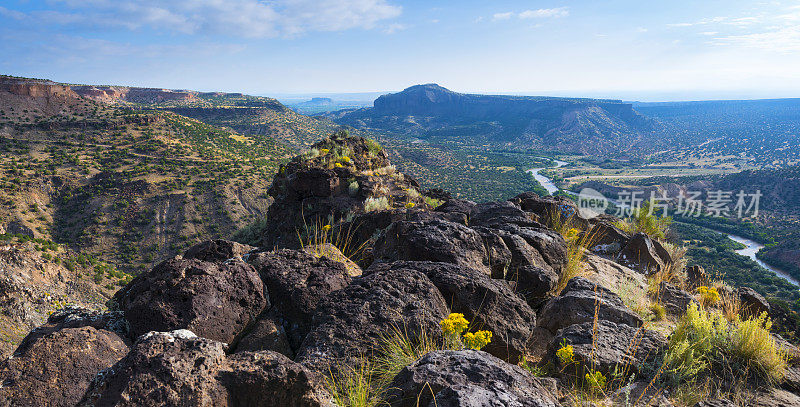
[526,160,799,287]
[727,234,799,287]
[527,158,568,195]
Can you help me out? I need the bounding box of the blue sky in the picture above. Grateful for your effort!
[2,0,800,100]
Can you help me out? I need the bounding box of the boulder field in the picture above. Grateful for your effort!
[1,134,797,406]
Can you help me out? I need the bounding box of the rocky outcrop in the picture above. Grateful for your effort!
[112,256,268,343]
[183,239,255,262]
[657,282,696,316]
[738,286,770,317]
[550,320,666,377]
[590,222,630,255]
[296,268,449,372]
[261,132,425,250]
[386,350,560,407]
[0,323,128,407]
[79,330,331,407]
[617,233,665,274]
[538,277,643,334]
[368,261,536,362]
[373,219,490,274]
[244,249,351,351]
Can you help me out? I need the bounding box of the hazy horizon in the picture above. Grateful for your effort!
[3,0,800,100]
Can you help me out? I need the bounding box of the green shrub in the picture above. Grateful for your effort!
[364,196,390,212]
[616,201,672,240]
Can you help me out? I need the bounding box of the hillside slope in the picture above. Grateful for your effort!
[329,84,658,155]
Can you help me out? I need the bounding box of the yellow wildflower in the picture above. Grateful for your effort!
[462,330,492,350]
[556,342,574,366]
[320,148,330,155]
[405,202,416,209]
[322,225,332,232]
[339,156,351,163]
[334,162,343,168]
[440,313,469,336]
[585,370,606,392]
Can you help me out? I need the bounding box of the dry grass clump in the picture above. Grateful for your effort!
[662,302,788,391]
[615,201,672,240]
[364,196,391,212]
[298,217,369,264]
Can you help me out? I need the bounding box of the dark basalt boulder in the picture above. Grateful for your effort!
[538,277,643,334]
[738,286,770,317]
[234,316,294,358]
[512,192,588,230]
[506,265,558,307]
[752,388,800,407]
[183,239,256,262]
[657,282,696,316]
[617,233,665,274]
[113,256,268,343]
[373,219,490,275]
[368,261,536,362]
[244,249,352,351]
[386,350,561,407]
[589,222,630,255]
[472,226,513,279]
[0,326,128,407]
[295,268,449,373]
[493,223,568,275]
[13,306,130,349]
[79,330,332,407]
[435,198,476,219]
[550,320,666,377]
[469,201,535,228]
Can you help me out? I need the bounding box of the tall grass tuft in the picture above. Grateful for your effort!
[615,201,672,240]
[297,216,369,264]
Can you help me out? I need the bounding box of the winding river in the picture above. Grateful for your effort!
[527,158,568,195]
[727,234,799,286]
[526,159,799,287]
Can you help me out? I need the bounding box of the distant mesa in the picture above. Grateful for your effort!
[331,83,657,155]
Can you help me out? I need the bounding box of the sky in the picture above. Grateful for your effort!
[2,0,800,101]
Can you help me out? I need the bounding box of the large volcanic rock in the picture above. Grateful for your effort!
[183,239,256,262]
[261,132,425,250]
[79,330,332,407]
[492,223,568,275]
[0,317,129,407]
[295,268,449,373]
[112,256,268,343]
[368,261,536,362]
[617,233,665,274]
[549,320,666,377]
[538,277,642,334]
[373,219,491,275]
[242,249,352,352]
[386,350,561,407]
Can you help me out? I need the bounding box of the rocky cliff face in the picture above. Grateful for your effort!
[72,85,199,104]
[1,133,798,407]
[331,83,658,155]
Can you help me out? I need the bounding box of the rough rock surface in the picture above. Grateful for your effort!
[183,239,256,262]
[538,277,643,334]
[550,320,666,377]
[505,264,557,306]
[369,261,536,362]
[738,286,770,317]
[657,282,696,316]
[79,330,332,407]
[590,222,630,255]
[0,325,128,407]
[373,219,490,274]
[113,256,268,343]
[296,268,449,372]
[246,249,351,351]
[386,350,561,407]
[617,233,665,274]
[493,223,567,275]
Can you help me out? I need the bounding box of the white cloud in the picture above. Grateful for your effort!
[9,0,402,38]
[383,23,406,34]
[492,12,513,21]
[714,26,800,52]
[519,7,569,19]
